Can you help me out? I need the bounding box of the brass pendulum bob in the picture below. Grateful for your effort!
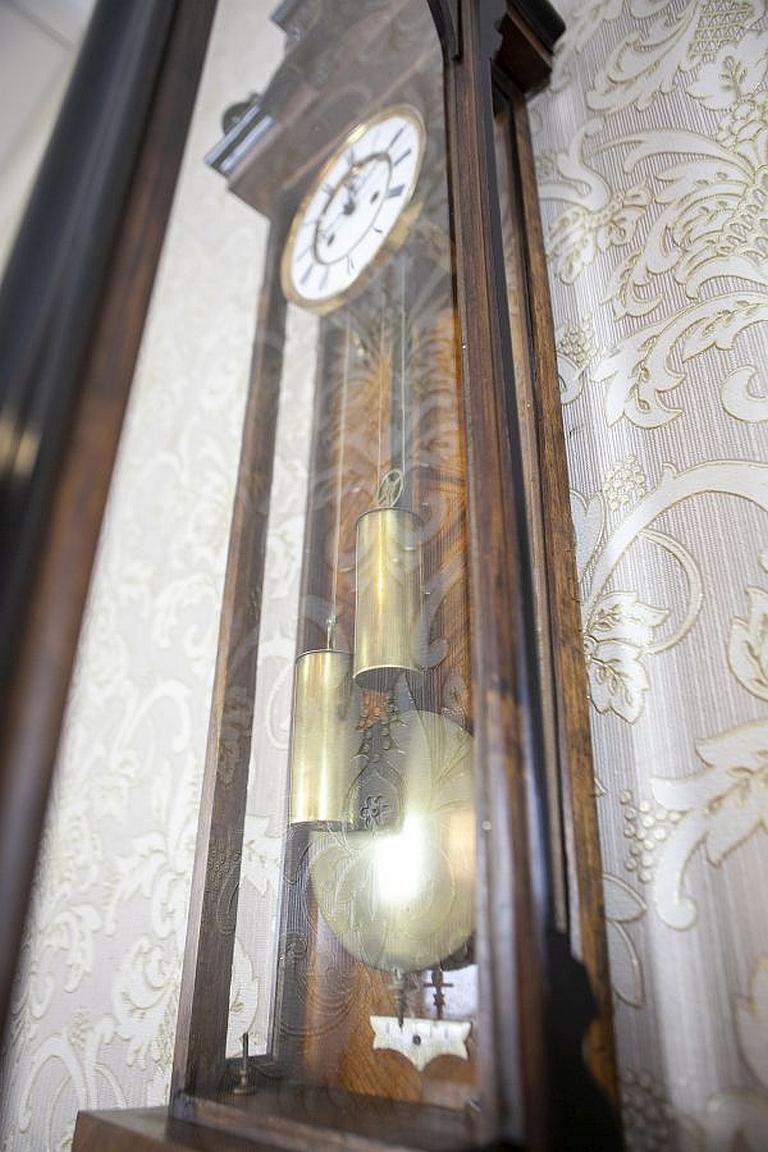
[352,480,424,689]
[288,639,360,827]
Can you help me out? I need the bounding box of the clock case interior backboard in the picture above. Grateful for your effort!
[213,0,480,1119]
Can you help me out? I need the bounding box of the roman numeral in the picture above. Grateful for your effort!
[300,263,313,286]
[393,148,411,167]
[389,125,405,149]
[386,184,405,199]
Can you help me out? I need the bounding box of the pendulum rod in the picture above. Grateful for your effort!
[376,285,386,495]
[380,255,409,511]
[398,255,408,505]
[329,313,352,649]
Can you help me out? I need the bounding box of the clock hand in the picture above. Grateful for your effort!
[315,156,388,252]
[317,178,359,246]
[351,157,386,203]
[317,203,348,244]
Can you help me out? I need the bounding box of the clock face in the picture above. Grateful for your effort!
[281,105,425,312]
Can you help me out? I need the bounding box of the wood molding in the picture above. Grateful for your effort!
[171,224,288,1100]
[74,1108,271,1152]
[444,2,553,1144]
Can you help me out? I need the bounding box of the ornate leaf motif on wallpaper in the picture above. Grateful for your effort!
[721,365,768,424]
[101,738,263,1073]
[536,0,768,1142]
[5,746,107,1049]
[556,315,601,403]
[705,957,768,1148]
[602,116,768,320]
[573,461,753,724]
[653,719,768,928]
[592,294,768,427]
[15,1017,124,1151]
[687,30,768,108]
[571,489,606,581]
[150,572,223,675]
[541,86,768,428]
[728,564,768,700]
[651,545,768,929]
[111,938,180,1076]
[104,751,202,951]
[537,125,651,284]
[603,873,647,1006]
[588,0,765,113]
[584,590,669,722]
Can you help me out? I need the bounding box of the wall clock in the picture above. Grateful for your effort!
[70,1,622,1149]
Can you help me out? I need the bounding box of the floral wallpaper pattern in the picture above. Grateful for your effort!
[0,1,767,1149]
[530,0,768,1146]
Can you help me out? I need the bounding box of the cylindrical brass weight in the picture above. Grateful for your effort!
[288,650,360,826]
[353,507,424,689]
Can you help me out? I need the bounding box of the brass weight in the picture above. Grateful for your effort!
[288,649,360,826]
[352,507,424,689]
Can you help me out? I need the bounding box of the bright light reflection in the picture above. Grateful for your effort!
[372,814,427,907]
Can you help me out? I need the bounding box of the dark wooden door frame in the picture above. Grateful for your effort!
[0,0,217,1046]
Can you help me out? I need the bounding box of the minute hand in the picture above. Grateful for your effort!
[352,154,390,201]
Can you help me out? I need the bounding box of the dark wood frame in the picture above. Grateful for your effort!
[0,0,217,1045]
[0,0,620,1148]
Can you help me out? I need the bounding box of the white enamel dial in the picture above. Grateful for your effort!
[281,105,425,312]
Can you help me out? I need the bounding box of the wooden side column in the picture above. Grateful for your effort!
[171,226,286,1101]
[445,0,621,1147]
[444,3,553,1145]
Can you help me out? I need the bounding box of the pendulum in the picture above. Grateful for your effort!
[288,316,360,826]
[352,259,424,691]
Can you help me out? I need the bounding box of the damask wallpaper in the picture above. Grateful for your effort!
[1,1,767,1150]
[530,0,768,1147]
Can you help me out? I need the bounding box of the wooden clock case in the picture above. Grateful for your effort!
[0,1,622,1150]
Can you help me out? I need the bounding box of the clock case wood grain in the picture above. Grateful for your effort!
[71,1,622,1149]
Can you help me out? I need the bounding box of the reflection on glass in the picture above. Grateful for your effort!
[210,0,477,1117]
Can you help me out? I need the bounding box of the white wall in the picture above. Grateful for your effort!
[0,0,94,273]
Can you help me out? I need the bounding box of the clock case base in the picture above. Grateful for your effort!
[73,1106,527,1152]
